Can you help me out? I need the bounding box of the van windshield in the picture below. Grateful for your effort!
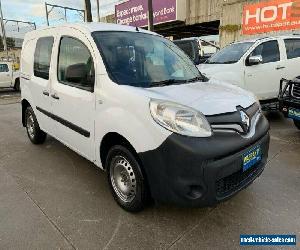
[92,31,204,87]
[205,42,254,64]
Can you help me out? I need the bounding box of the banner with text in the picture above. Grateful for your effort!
[115,0,176,27]
[242,0,300,35]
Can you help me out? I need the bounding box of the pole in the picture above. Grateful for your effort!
[0,0,8,58]
[147,0,154,31]
[64,8,67,22]
[96,0,100,22]
[45,2,49,26]
[84,0,93,22]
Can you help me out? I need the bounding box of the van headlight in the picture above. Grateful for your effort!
[150,99,212,137]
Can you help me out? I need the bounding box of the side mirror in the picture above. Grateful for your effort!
[65,63,87,83]
[248,55,263,66]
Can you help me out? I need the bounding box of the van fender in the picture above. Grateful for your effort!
[94,106,171,168]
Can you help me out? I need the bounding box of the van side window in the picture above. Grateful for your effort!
[284,39,300,59]
[250,41,280,63]
[58,37,95,92]
[0,64,9,72]
[34,37,54,80]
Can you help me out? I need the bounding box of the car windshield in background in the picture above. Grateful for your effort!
[92,31,202,87]
[206,42,254,64]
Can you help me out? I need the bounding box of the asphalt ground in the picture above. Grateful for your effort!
[0,89,299,249]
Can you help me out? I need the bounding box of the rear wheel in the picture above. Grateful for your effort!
[106,145,150,212]
[294,120,300,130]
[25,106,47,144]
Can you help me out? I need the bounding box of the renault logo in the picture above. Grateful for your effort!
[240,110,250,132]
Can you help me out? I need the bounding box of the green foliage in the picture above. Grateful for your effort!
[219,24,241,32]
[0,37,16,50]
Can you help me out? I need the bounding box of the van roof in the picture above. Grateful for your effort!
[26,22,158,38]
[233,34,300,45]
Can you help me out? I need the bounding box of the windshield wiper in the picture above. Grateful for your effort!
[150,79,187,87]
[187,76,205,83]
[205,61,218,64]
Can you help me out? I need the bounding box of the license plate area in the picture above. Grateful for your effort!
[242,145,262,172]
[288,108,300,121]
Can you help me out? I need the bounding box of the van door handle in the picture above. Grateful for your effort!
[43,91,49,96]
[276,66,285,70]
[51,93,60,100]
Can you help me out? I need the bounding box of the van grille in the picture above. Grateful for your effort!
[216,163,262,198]
[292,84,300,99]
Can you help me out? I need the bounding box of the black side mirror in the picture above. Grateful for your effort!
[65,63,88,83]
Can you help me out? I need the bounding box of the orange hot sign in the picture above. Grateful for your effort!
[242,0,300,35]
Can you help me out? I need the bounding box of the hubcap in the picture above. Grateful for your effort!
[110,156,137,203]
[26,113,35,139]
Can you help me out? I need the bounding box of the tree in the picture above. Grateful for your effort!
[7,37,15,48]
[0,37,15,50]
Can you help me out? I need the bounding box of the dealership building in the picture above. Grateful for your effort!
[101,0,300,47]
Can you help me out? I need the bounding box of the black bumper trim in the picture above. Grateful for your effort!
[138,114,270,207]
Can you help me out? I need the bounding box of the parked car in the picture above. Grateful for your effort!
[173,38,219,65]
[0,61,20,91]
[21,23,270,212]
[199,35,300,108]
[279,76,300,129]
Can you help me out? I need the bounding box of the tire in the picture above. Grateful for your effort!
[25,106,47,144]
[14,79,20,92]
[294,120,300,130]
[106,145,150,212]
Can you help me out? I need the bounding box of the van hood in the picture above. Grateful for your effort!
[125,79,257,116]
[198,63,235,78]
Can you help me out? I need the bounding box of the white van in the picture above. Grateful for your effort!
[199,35,300,104]
[0,61,20,91]
[21,23,270,212]
[173,38,219,64]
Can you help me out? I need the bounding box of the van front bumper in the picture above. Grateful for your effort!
[139,114,270,207]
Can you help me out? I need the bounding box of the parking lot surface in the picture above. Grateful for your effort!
[0,90,299,249]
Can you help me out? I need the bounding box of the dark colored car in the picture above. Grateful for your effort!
[279,76,300,129]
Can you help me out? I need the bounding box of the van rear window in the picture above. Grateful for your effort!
[34,37,54,80]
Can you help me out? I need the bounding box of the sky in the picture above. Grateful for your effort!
[1,0,123,38]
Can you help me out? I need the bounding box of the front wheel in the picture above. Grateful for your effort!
[25,106,47,144]
[106,145,151,212]
[294,120,300,130]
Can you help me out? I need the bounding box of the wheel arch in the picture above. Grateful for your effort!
[21,99,31,127]
[14,77,20,85]
[100,132,139,169]
[100,132,153,203]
